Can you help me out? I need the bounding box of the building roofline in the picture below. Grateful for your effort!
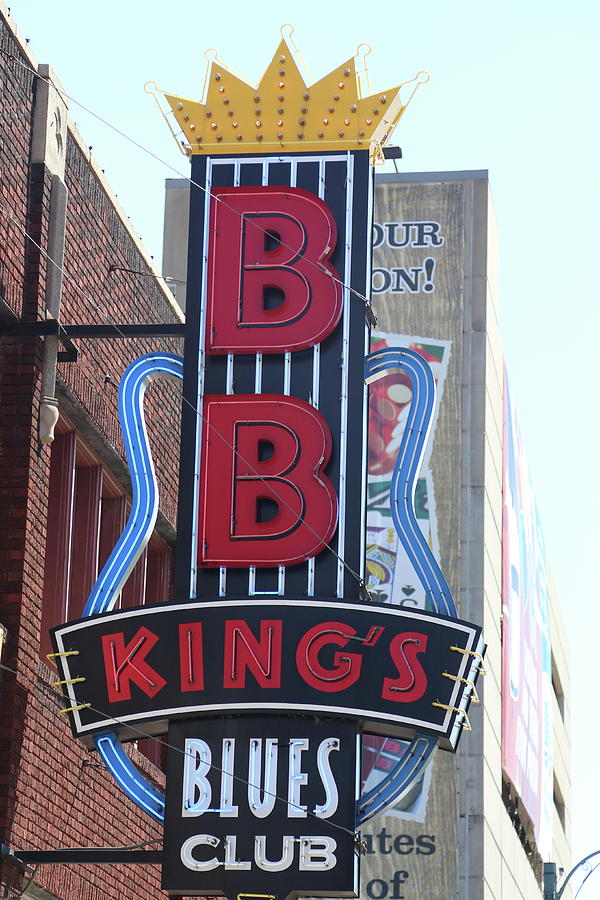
[376,169,489,183]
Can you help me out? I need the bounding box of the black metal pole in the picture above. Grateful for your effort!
[543,862,557,899]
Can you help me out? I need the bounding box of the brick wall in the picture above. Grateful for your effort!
[0,9,188,898]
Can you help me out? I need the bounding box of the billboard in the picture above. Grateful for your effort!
[501,373,553,857]
[359,173,470,898]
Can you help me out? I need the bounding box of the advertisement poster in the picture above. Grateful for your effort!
[501,373,553,858]
[360,175,466,899]
[366,332,450,611]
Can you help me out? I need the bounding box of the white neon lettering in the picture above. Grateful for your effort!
[223,835,251,870]
[219,738,238,816]
[182,739,212,817]
[180,834,221,871]
[254,835,295,871]
[287,738,309,817]
[248,738,278,818]
[299,836,337,870]
[314,737,340,818]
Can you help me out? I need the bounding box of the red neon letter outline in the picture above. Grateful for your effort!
[198,395,338,567]
[206,186,342,353]
[101,627,166,703]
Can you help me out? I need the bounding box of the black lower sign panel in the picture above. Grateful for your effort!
[51,599,483,750]
[161,716,359,898]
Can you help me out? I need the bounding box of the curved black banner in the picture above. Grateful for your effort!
[51,599,484,751]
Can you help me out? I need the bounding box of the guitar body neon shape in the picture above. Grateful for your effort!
[82,346,455,825]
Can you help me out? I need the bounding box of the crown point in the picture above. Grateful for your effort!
[162,35,414,156]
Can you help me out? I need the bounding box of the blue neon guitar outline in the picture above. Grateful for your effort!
[82,346,455,825]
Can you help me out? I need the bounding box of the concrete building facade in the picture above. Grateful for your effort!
[161,170,572,899]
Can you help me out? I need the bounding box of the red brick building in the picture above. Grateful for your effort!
[0,8,187,898]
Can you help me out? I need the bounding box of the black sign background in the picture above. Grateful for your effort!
[51,599,482,750]
[176,151,371,603]
[162,715,358,898]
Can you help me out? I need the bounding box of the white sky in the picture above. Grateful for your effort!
[8,0,600,892]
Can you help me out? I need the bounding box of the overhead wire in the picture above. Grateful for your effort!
[0,662,360,844]
[0,47,377,317]
[0,202,367,593]
[0,42,377,594]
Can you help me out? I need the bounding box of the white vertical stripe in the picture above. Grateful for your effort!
[336,152,354,597]
[359,164,374,584]
[307,157,327,597]
[191,158,213,598]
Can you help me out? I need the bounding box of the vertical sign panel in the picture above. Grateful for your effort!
[162,716,359,898]
[501,373,553,858]
[359,172,467,899]
[176,152,371,604]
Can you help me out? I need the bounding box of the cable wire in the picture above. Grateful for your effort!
[0,662,358,843]
[0,202,366,593]
[0,47,376,314]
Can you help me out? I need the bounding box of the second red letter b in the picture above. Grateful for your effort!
[198,395,338,567]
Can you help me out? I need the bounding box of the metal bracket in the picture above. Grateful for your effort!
[0,320,186,363]
[12,849,164,865]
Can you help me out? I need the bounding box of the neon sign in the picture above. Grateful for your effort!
[51,30,483,899]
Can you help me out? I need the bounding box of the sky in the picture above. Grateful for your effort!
[8,0,600,891]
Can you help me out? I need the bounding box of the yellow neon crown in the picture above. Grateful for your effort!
[148,27,428,161]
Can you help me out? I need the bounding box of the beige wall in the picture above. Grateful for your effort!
[366,171,571,900]
[161,169,571,900]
